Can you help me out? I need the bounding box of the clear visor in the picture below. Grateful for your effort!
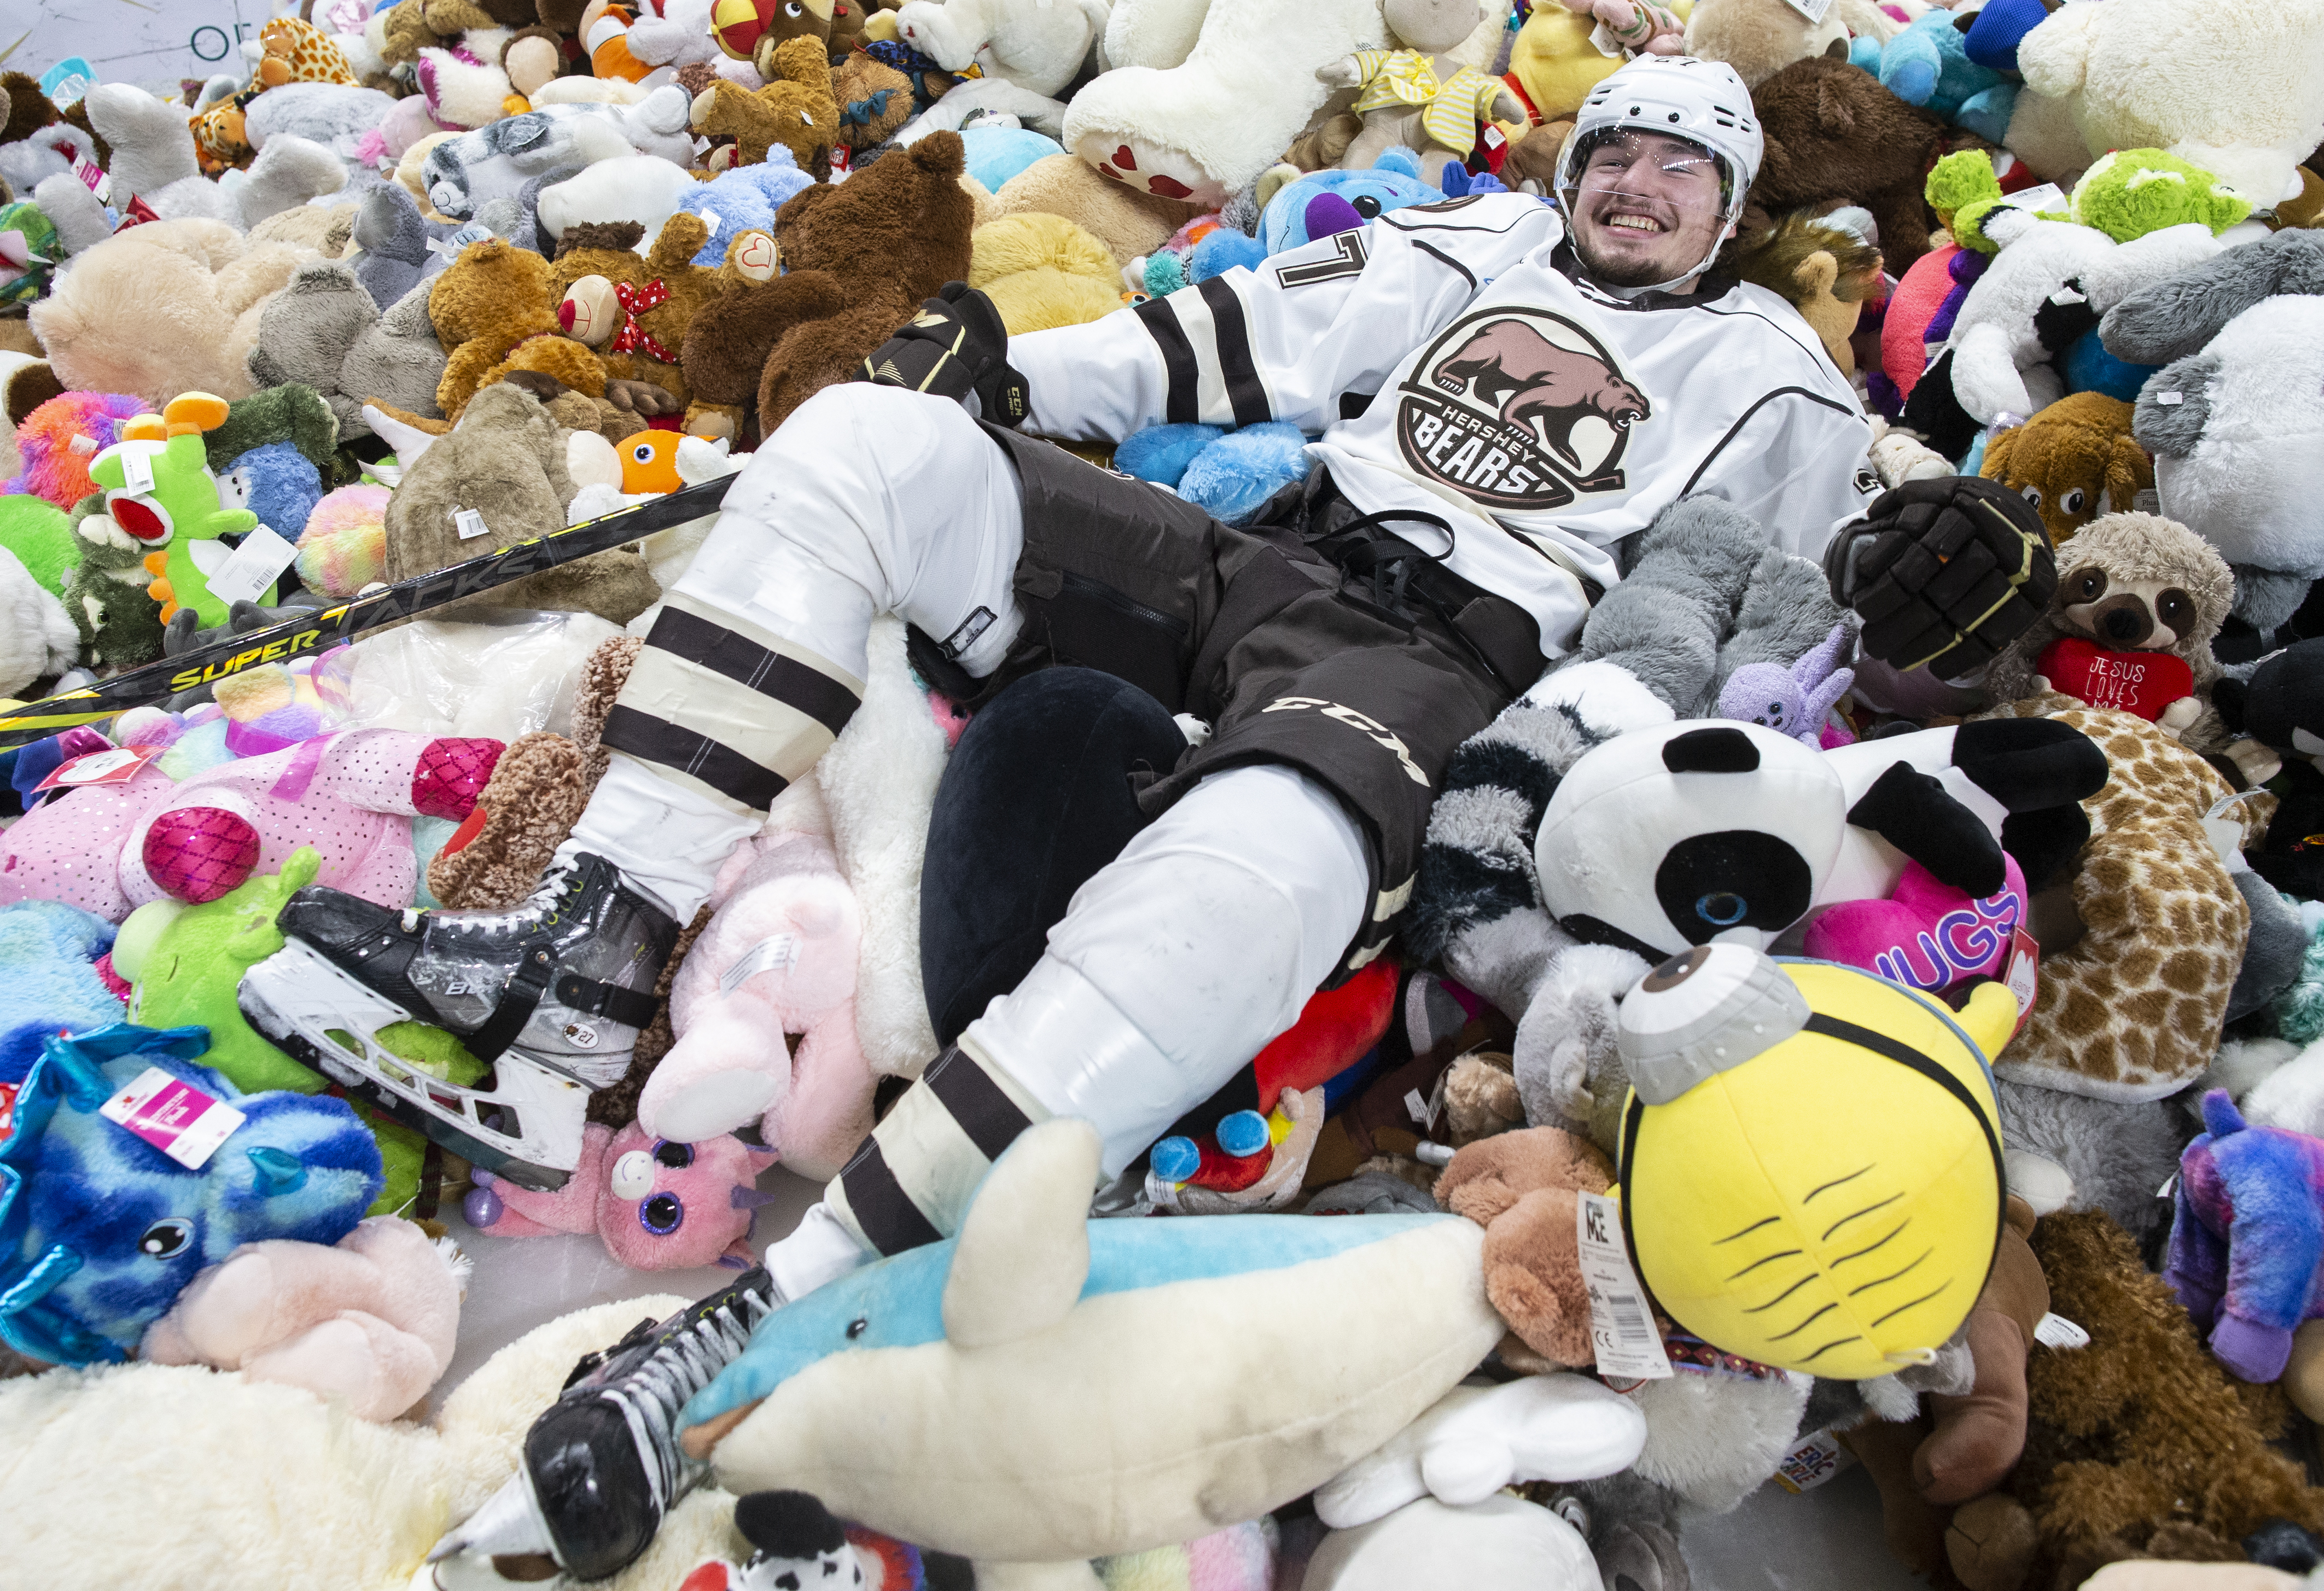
[1562,128,1732,222]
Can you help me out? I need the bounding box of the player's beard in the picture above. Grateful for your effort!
[1570,199,1722,290]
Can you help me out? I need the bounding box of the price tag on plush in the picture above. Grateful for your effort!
[1577,1191,1673,1380]
[2037,636,2193,720]
[98,1065,247,1169]
[33,745,162,790]
[202,524,299,606]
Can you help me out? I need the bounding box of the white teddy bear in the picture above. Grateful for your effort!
[2016,0,2324,209]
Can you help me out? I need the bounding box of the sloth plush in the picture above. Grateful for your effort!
[1978,511,2256,772]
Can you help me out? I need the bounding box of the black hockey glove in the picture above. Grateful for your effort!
[859,281,1029,428]
[1825,475,2057,680]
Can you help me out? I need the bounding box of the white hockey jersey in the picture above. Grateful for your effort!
[1010,192,1880,655]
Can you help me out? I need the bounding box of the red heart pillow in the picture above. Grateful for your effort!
[2037,636,2194,721]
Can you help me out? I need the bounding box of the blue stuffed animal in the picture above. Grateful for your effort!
[1115,421,1313,525]
[217,440,324,545]
[0,899,124,1081]
[1258,145,1444,258]
[1851,11,2018,143]
[672,156,817,270]
[677,1120,1504,1564]
[0,1022,382,1366]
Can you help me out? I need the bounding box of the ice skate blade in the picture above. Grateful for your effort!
[237,942,587,1192]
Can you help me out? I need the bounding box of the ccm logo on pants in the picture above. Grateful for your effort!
[1261,697,1431,788]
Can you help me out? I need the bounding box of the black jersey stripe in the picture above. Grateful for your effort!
[1411,238,1477,288]
[1135,294,1201,424]
[1678,386,1867,498]
[1198,276,1271,428]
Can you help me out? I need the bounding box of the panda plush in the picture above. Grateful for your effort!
[1530,716,2108,961]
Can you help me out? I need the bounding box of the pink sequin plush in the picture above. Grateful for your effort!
[142,805,263,903]
[411,738,503,820]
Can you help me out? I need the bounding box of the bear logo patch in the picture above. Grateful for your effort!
[1395,308,1651,511]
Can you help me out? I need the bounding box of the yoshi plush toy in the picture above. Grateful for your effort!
[86,392,265,630]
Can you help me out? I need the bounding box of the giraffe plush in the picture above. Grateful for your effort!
[1978,691,2271,1102]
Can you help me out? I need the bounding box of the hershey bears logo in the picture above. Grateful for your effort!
[1395,308,1651,511]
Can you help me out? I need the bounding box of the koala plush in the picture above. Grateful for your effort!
[2101,230,2324,640]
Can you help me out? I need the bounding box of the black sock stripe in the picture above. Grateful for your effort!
[601,704,789,809]
[1135,295,1199,424]
[921,1047,1033,1163]
[1197,276,1270,429]
[837,1138,945,1255]
[645,606,860,737]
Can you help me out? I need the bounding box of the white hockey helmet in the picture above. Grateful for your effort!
[1554,56,1764,291]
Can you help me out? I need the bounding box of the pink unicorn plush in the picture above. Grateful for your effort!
[635,829,877,1182]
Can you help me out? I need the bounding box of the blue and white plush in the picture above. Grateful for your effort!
[1259,147,1441,258]
[0,900,124,1083]
[217,441,325,544]
[959,126,1064,194]
[0,1023,381,1366]
[672,156,817,270]
[1850,10,2017,142]
[685,1118,1505,1567]
[1115,419,1313,524]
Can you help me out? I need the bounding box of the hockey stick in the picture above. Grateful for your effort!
[0,475,736,751]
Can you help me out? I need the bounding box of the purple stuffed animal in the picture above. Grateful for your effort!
[2164,1089,2324,1384]
[1716,622,1856,748]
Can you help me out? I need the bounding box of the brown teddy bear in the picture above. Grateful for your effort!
[1431,1125,1615,1368]
[683,129,975,440]
[829,51,915,160]
[690,36,840,175]
[429,237,610,418]
[1979,393,2153,550]
[1749,55,1947,272]
[549,214,725,426]
[1837,1196,2052,1586]
[382,382,661,623]
[1943,1210,2324,1591]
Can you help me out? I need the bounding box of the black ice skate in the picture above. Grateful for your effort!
[428,1269,779,1585]
[237,851,678,1190]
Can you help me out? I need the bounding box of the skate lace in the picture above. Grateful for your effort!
[432,855,589,941]
[605,1280,776,1508]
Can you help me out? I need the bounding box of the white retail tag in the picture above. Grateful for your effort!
[1781,0,1834,22]
[1587,20,1625,55]
[122,447,155,493]
[720,933,800,994]
[2154,391,2184,405]
[699,207,720,236]
[99,1066,246,1169]
[203,524,298,606]
[1774,1429,1856,1493]
[1577,1191,1672,1379]
[2158,1170,2180,1199]
[453,508,490,540]
[1999,182,2066,215]
[75,155,110,203]
[2034,1312,2090,1350]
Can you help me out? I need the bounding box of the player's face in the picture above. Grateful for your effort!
[1568,130,1729,289]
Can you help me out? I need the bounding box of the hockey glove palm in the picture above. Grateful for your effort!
[1826,475,2056,680]
[859,281,1029,428]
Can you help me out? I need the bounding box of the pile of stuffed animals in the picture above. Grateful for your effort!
[3,0,2324,1588]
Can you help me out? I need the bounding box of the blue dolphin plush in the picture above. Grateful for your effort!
[683,1118,1505,1567]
